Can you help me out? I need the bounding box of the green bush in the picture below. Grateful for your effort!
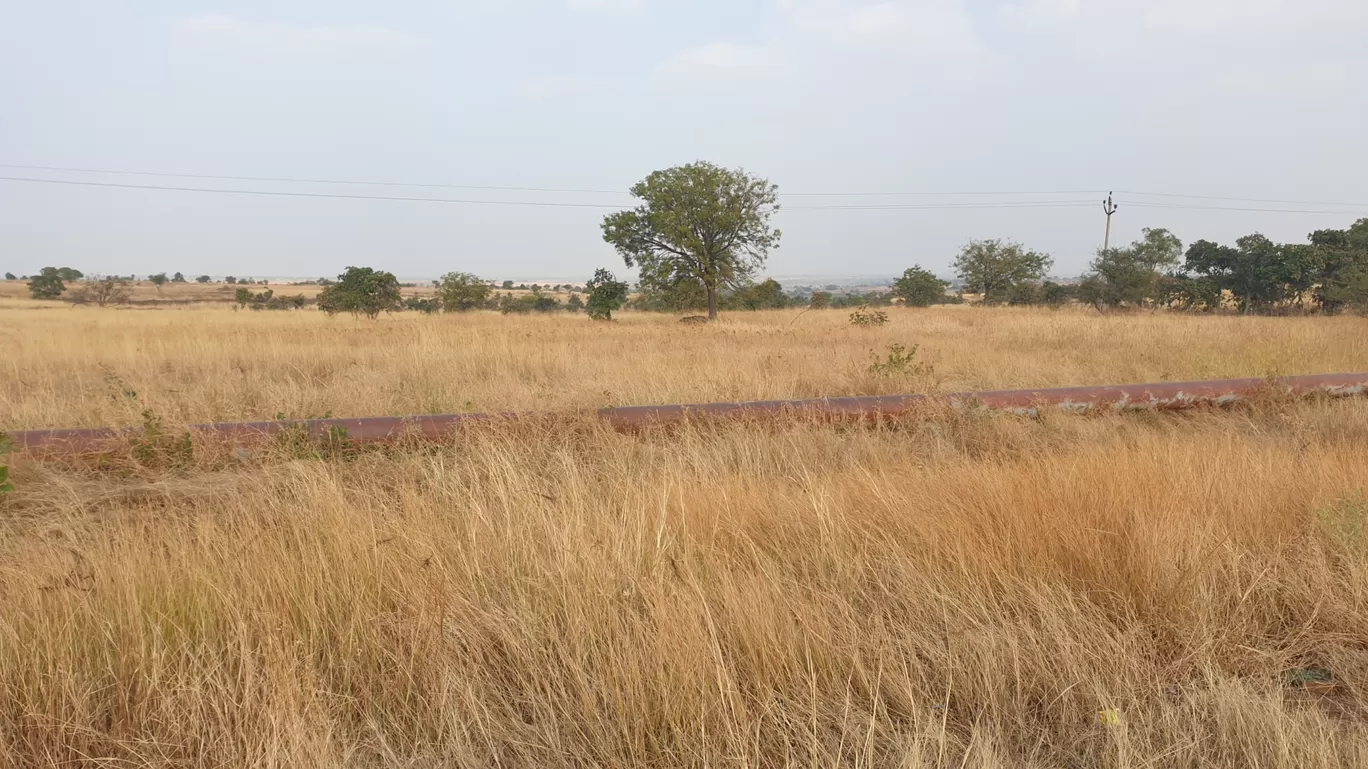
[849,307,888,327]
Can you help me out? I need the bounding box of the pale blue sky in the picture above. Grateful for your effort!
[3,0,1365,280]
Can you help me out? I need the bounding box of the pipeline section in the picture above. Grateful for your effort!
[9,373,1367,454]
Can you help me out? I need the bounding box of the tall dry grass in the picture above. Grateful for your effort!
[3,304,1368,766]
[2,304,1365,430]
[3,400,1368,766]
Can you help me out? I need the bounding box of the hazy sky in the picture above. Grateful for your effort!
[3,0,1366,281]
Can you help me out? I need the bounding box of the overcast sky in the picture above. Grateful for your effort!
[2,0,1366,281]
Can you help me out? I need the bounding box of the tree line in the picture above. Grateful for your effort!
[10,161,1366,317]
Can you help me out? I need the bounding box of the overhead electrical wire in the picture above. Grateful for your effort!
[0,163,629,196]
[0,163,1108,198]
[1,165,1364,214]
[0,176,629,209]
[0,173,1094,209]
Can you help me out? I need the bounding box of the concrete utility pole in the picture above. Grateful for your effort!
[1102,192,1119,251]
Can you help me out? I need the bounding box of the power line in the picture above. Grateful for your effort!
[1126,201,1363,215]
[0,176,628,208]
[1118,189,1368,208]
[1,174,1361,216]
[0,163,630,196]
[6,163,1365,208]
[0,174,1099,209]
[0,163,1109,198]
[786,201,1097,210]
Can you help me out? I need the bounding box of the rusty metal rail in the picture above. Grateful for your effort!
[9,373,1368,455]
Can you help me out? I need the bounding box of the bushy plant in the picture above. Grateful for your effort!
[867,343,932,379]
[849,307,888,327]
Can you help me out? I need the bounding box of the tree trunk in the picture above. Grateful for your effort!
[706,285,719,320]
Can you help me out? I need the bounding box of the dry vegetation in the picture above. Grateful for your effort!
[2,302,1368,767]
[2,303,1365,430]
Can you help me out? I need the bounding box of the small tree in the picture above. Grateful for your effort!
[149,273,169,292]
[953,239,1053,304]
[56,267,83,282]
[317,266,403,319]
[3,272,16,281]
[196,275,212,283]
[436,271,491,312]
[585,268,629,320]
[501,280,514,290]
[1081,228,1183,309]
[566,294,585,312]
[28,267,66,299]
[68,276,133,307]
[172,272,186,283]
[225,276,237,285]
[809,291,831,309]
[892,266,949,307]
[602,161,781,320]
[234,287,253,308]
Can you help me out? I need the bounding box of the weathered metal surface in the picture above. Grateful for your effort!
[9,373,1367,454]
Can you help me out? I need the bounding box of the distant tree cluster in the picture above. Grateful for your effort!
[234,286,308,311]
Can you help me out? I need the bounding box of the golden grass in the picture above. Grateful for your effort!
[2,303,1364,431]
[2,304,1368,767]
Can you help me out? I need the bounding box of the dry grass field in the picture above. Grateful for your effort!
[2,300,1368,767]
[3,300,1365,430]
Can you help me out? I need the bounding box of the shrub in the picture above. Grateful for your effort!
[585,268,629,320]
[0,433,13,495]
[867,343,932,379]
[405,296,441,314]
[68,276,133,307]
[436,272,490,312]
[849,307,888,327]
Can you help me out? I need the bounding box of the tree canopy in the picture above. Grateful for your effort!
[1080,228,1183,309]
[28,267,66,299]
[602,161,781,319]
[436,272,491,312]
[892,266,949,307]
[585,268,630,320]
[952,239,1052,304]
[317,267,403,318]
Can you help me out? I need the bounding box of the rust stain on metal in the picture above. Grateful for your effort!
[9,373,1368,455]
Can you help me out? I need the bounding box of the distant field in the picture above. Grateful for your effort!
[3,300,1368,767]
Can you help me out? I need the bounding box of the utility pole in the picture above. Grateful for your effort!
[1102,192,1119,251]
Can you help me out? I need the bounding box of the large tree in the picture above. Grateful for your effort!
[952,239,1052,304]
[602,161,781,320]
[27,267,66,299]
[1309,218,1368,314]
[892,266,949,307]
[317,266,402,319]
[436,271,490,312]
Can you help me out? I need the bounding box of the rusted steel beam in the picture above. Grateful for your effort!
[9,373,1367,454]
